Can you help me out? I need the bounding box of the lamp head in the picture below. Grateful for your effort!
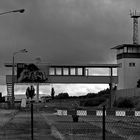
[19,9,25,13]
[13,9,25,13]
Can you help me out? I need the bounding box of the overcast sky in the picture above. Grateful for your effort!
[0,0,140,95]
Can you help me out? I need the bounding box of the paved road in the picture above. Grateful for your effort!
[0,111,58,140]
[0,109,18,127]
[80,115,140,140]
[0,109,139,140]
[43,113,127,140]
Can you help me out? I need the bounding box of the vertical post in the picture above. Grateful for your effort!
[75,68,78,75]
[82,67,85,76]
[36,83,39,102]
[85,69,89,76]
[133,17,139,44]
[31,101,33,140]
[68,67,71,75]
[61,67,64,76]
[102,105,106,140]
[54,67,57,75]
[109,68,113,108]
[12,55,15,108]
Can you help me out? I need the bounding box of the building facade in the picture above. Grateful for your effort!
[113,44,140,89]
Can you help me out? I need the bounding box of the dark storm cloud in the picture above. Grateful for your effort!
[0,0,140,68]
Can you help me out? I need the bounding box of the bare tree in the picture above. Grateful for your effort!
[51,87,55,99]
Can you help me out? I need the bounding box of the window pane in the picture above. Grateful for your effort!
[63,68,69,75]
[70,68,75,75]
[49,68,55,75]
[129,63,135,67]
[77,68,82,75]
[56,68,62,75]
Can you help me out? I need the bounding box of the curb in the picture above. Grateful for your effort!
[51,126,64,140]
[57,109,140,117]
[41,113,65,140]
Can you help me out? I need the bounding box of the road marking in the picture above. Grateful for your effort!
[115,111,126,116]
[135,111,140,116]
[96,110,106,116]
[57,110,67,116]
[57,109,140,117]
[77,110,87,116]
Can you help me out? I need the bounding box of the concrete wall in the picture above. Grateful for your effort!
[6,75,118,84]
[117,58,140,89]
[114,88,140,100]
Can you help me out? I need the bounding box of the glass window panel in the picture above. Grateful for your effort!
[70,68,76,75]
[128,47,133,53]
[63,68,69,75]
[77,68,82,75]
[56,68,62,75]
[129,63,135,67]
[88,68,94,76]
[124,47,127,53]
[49,68,55,75]
[94,68,109,76]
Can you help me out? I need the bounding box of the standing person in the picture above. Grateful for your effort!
[30,85,35,99]
[26,86,30,99]
[26,85,35,100]
[25,86,30,105]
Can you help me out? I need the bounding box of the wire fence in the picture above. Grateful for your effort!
[56,107,140,140]
[0,102,140,140]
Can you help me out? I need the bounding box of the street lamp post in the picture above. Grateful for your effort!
[0,9,25,16]
[0,8,25,107]
[12,49,28,108]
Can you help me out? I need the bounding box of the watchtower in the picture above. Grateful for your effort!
[112,10,140,89]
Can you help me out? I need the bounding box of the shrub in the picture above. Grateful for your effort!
[114,97,134,108]
[56,93,69,99]
[80,97,106,107]
[86,93,97,98]
[98,88,110,96]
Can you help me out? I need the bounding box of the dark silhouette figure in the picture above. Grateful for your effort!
[51,87,55,100]
[26,85,35,99]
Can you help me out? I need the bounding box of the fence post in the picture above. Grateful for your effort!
[31,101,33,140]
[102,105,106,140]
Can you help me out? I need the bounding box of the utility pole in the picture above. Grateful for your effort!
[130,10,140,44]
[35,57,42,102]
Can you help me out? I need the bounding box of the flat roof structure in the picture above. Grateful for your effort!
[112,44,140,49]
[4,63,118,68]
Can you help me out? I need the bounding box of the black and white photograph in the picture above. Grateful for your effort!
[0,0,140,139]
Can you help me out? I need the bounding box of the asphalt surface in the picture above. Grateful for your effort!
[80,115,140,140]
[0,108,140,140]
[43,113,127,140]
[0,111,58,140]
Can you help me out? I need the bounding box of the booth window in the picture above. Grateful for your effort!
[129,63,135,67]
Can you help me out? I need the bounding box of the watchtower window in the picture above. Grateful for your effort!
[128,47,133,53]
[129,62,135,67]
[117,48,124,54]
[124,47,127,53]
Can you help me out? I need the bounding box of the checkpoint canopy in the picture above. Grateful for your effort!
[17,63,49,83]
[14,63,118,84]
